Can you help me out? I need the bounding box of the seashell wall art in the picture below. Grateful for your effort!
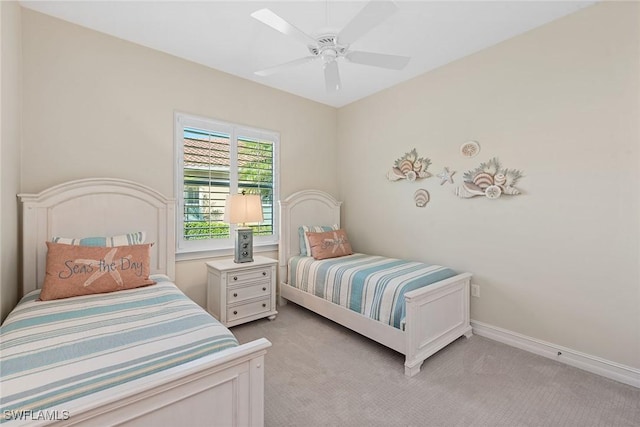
[460,140,480,158]
[414,189,430,207]
[386,149,432,182]
[455,157,524,200]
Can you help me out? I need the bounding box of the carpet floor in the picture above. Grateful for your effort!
[231,302,640,427]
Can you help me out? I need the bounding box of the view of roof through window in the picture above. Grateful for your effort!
[182,127,274,240]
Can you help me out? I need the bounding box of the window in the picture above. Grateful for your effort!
[175,112,279,255]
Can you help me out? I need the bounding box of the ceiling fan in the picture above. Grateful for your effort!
[251,0,411,93]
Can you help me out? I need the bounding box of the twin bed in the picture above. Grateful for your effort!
[1,180,471,425]
[2,179,269,426]
[279,190,472,377]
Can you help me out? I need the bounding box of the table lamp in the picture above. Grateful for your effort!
[224,192,264,263]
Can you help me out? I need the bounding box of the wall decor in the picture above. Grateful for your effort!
[460,140,480,158]
[414,189,430,207]
[436,167,455,185]
[386,148,432,182]
[455,157,523,199]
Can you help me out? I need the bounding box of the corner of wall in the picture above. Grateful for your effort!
[1,0,23,321]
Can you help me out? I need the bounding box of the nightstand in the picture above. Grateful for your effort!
[206,256,278,327]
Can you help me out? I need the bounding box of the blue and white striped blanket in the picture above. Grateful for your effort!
[289,254,457,330]
[0,277,238,422]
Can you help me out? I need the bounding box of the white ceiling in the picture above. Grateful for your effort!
[20,1,597,108]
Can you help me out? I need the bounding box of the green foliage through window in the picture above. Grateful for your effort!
[176,114,278,251]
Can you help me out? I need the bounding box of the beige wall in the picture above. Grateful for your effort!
[337,2,639,369]
[7,2,639,372]
[1,1,22,322]
[20,9,338,304]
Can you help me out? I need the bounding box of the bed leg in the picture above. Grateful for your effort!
[404,361,423,377]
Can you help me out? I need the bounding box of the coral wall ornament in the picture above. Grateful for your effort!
[460,141,480,158]
[436,167,455,185]
[386,149,432,182]
[414,189,430,207]
[455,158,523,199]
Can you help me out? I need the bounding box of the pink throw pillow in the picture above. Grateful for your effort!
[306,229,353,260]
[40,242,155,301]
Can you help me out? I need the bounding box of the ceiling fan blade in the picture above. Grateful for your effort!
[255,56,318,77]
[346,51,410,70]
[338,0,398,45]
[324,60,341,93]
[251,8,317,46]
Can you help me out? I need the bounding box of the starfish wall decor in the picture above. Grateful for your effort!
[437,167,455,185]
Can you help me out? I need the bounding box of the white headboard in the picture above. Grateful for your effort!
[278,189,342,282]
[18,178,176,294]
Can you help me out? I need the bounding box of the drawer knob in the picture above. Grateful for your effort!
[262,303,266,308]
[233,310,238,315]
[262,271,266,276]
[262,287,266,291]
[233,276,238,281]
[233,292,238,297]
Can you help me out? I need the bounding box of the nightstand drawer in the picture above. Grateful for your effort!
[227,299,271,322]
[228,268,271,285]
[227,282,270,303]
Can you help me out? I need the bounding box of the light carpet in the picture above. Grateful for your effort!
[231,302,640,427]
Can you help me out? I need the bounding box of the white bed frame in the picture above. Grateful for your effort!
[18,178,270,427]
[278,189,472,377]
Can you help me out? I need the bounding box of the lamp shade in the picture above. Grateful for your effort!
[224,194,264,225]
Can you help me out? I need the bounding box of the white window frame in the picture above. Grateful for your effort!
[174,112,279,259]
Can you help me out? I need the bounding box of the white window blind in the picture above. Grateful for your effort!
[175,112,279,255]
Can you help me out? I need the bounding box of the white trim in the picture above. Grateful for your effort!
[174,111,280,255]
[471,320,640,389]
[175,243,278,262]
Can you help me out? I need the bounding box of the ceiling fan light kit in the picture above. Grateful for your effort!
[324,59,341,92]
[251,0,411,93]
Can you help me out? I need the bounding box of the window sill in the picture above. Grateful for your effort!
[176,243,278,262]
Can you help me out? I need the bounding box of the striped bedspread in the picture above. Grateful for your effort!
[0,277,238,422]
[288,254,457,330]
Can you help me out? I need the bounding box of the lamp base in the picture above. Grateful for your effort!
[234,227,254,263]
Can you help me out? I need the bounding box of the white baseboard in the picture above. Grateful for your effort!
[471,320,640,389]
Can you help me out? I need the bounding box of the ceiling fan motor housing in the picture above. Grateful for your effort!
[308,35,348,62]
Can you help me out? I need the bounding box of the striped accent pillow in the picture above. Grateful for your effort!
[51,231,146,247]
[298,225,338,256]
